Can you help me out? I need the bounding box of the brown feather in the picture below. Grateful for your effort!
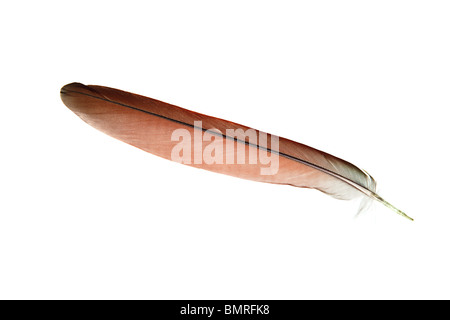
[60,82,412,220]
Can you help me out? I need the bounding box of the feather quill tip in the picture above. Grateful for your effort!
[375,195,413,221]
[390,206,414,221]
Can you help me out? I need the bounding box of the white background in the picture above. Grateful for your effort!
[1,1,449,299]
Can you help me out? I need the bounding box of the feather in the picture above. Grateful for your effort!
[60,82,412,220]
